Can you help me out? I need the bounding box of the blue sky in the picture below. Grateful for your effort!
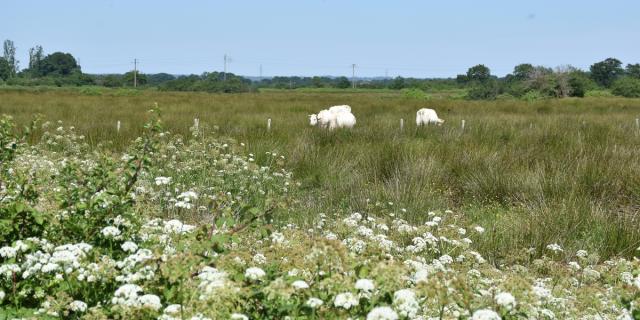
[2,0,638,78]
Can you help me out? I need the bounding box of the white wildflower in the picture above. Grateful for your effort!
[367,306,399,320]
[101,226,121,239]
[495,292,516,310]
[472,309,501,320]
[0,246,17,258]
[292,280,309,290]
[393,289,419,318]
[252,253,267,265]
[334,292,359,309]
[121,241,138,253]
[306,297,323,308]
[546,243,563,253]
[245,267,266,281]
[138,294,162,310]
[355,278,375,292]
[68,300,87,312]
[164,304,182,314]
[155,176,172,185]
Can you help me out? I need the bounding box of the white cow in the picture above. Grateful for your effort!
[334,111,356,129]
[309,105,356,129]
[416,108,444,126]
[328,105,351,113]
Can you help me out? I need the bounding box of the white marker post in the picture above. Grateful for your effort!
[267,118,272,131]
[636,118,639,131]
[116,121,121,133]
[461,119,466,131]
[400,118,404,131]
[194,118,199,132]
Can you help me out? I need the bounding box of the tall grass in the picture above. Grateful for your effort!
[2,88,640,260]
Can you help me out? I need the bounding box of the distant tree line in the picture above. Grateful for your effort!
[1,39,639,98]
[453,59,640,99]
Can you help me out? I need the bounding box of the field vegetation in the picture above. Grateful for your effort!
[2,89,640,261]
[2,98,640,318]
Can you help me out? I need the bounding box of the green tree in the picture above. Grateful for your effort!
[590,58,624,87]
[147,73,176,86]
[512,63,534,80]
[389,76,406,89]
[312,76,324,88]
[40,52,80,76]
[611,77,640,98]
[0,57,11,81]
[123,70,148,87]
[567,70,596,97]
[466,64,491,82]
[27,45,45,77]
[467,78,500,100]
[101,75,123,87]
[3,40,18,76]
[455,74,469,85]
[335,76,351,89]
[626,63,640,79]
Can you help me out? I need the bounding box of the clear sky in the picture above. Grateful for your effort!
[1,0,638,78]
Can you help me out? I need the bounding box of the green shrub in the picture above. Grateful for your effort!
[402,88,431,100]
[521,90,545,102]
[585,90,614,97]
[611,77,640,98]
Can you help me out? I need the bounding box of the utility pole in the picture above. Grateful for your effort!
[133,58,138,88]
[259,64,263,80]
[223,54,227,82]
[352,64,356,89]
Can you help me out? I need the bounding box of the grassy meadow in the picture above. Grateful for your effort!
[2,87,640,261]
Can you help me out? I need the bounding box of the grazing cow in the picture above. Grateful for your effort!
[416,108,444,126]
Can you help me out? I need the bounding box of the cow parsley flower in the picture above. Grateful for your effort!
[292,280,309,290]
[164,304,182,314]
[355,279,375,292]
[121,241,138,253]
[0,246,17,258]
[495,292,516,310]
[197,267,227,299]
[112,284,142,307]
[139,294,162,310]
[393,289,419,318]
[367,306,399,320]
[155,176,172,185]
[230,314,249,320]
[245,267,266,281]
[334,292,359,309]
[306,297,323,308]
[252,253,267,265]
[546,243,563,253]
[472,309,501,320]
[68,300,87,312]
[101,226,121,239]
[0,290,5,302]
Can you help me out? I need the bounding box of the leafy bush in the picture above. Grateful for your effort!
[585,90,614,97]
[402,88,431,100]
[611,77,640,98]
[466,80,500,100]
[521,90,545,102]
